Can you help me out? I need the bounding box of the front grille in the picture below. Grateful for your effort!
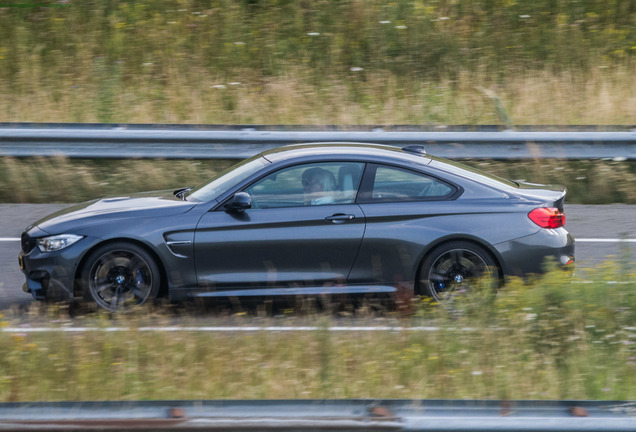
[21,232,36,254]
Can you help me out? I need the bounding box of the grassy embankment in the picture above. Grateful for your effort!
[0,1,635,203]
[1,156,636,204]
[1,266,636,402]
[0,1,633,125]
[0,1,634,203]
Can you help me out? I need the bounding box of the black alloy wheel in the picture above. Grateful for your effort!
[420,241,499,302]
[82,242,161,312]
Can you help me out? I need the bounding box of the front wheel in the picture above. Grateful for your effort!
[81,242,161,312]
[419,241,499,302]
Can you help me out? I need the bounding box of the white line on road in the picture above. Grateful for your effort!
[1,238,636,243]
[5,324,632,333]
[576,238,636,243]
[1,326,449,333]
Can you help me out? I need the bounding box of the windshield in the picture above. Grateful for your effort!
[187,155,269,202]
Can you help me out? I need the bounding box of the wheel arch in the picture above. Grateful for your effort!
[73,238,169,298]
[414,235,504,295]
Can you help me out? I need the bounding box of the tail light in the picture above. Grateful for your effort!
[528,207,565,229]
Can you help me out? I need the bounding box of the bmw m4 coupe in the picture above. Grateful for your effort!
[19,143,574,311]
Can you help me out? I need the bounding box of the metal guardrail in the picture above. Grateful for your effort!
[0,399,635,431]
[0,123,634,160]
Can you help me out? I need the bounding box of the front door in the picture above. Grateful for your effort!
[194,162,366,289]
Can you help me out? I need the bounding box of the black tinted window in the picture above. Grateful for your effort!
[359,165,455,203]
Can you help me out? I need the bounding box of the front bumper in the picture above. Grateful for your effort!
[19,232,95,301]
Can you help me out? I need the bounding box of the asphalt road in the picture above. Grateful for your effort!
[1,204,635,311]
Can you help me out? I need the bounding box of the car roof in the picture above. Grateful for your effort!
[261,142,432,165]
[260,142,522,192]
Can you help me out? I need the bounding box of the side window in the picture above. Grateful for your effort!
[359,165,455,203]
[245,162,364,209]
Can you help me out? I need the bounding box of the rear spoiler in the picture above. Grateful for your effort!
[515,181,567,211]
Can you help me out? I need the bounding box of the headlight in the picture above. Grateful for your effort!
[36,234,84,252]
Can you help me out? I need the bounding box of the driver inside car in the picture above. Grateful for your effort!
[302,167,337,205]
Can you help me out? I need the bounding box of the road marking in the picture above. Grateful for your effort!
[577,238,636,243]
[3,322,635,333]
[1,238,635,243]
[1,326,450,333]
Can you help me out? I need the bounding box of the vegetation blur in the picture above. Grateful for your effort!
[1,265,636,401]
[0,1,634,203]
[0,0,633,124]
[0,1,635,402]
[1,156,636,204]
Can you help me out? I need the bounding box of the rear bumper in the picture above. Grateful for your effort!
[495,228,575,278]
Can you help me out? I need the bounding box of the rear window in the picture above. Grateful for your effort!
[429,158,519,189]
[358,164,456,203]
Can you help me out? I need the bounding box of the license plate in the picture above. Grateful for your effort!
[18,256,24,270]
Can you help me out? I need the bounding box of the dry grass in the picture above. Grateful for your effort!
[0,1,633,124]
[1,267,635,402]
[1,67,634,125]
[1,156,635,204]
[0,157,232,204]
[0,1,634,404]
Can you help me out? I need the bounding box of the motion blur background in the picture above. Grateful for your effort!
[0,0,634,125]
[1,1,636,404]
[0,0,634,204]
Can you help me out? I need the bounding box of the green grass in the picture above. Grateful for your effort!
[0,1,633,124]
[0,2,634,205]
[0,1,634,403]
[1,266,635,402]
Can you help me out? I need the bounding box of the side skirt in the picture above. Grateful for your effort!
[192,285,397,298]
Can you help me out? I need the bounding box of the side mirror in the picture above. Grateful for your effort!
[225,192,251,212]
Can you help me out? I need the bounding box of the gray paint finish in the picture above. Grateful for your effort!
[0,204,632,310]
[13,144,577,310]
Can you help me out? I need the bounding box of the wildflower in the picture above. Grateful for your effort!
[12,333,26,342]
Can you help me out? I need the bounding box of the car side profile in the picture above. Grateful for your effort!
[19,143,575,311]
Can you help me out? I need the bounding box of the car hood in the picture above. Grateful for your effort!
[34,190,197,234]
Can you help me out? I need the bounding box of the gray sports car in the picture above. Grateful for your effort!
[19,143,574,311]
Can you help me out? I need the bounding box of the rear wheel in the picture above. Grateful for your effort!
[420,241,499,302]
[81,242,161,312]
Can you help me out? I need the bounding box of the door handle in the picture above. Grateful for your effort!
[325,214,355,223]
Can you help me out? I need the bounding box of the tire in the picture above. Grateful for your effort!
[419,241,499,302]
[81,242,161,312]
